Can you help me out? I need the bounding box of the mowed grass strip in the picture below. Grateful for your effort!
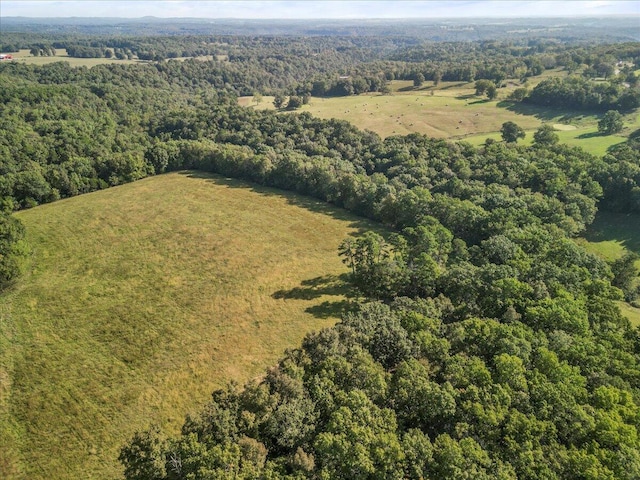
[1,172,375,479]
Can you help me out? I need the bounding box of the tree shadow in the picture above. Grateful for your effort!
[272,273,359,319]
[305,299,359,319]
[439,82,468,90]
[497,100,588,123]
[576,131,602,139]
[272,273,354,300]
[582,211,640,255]
[179,171,382,237]
[468,99,490,105]
[455,94,476,100]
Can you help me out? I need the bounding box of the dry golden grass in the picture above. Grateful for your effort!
[299,81,542,139]
[0,172,374,479]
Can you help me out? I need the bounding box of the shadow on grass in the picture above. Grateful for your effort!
[397,85,419,92]
[468,99,491,105]
[180,171,382,237]
[306,299,358,319]
[439,82,469,91]
[606,142,628,153]
[456,94,476,100]
[272,273,359,319]
[576,131,603,139]
[273,273,354,300]
[583,211,640,254]
[497,100,589,123]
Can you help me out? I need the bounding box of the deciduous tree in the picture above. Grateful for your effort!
[500,121,526,143]
[598,110,624,135]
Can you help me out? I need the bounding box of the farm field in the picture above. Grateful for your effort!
[0,172,373,479]
[6,48,141,67]
[576,211,640,326]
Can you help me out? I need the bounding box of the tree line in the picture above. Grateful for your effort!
[524,76,639,112]
[3,32,638,101]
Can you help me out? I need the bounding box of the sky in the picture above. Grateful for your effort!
[1,1,638,19]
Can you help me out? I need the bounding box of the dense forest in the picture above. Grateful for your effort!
[1,21,640,479]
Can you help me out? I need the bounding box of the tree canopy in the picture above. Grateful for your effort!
[598,110,624,135]
[500,122,526,143]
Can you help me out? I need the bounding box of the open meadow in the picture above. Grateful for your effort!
[241,74,636,157]
[0,172,374,479]
[6,49,141,67]
[245,81,543,138]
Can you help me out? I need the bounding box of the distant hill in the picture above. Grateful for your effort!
[2,16,639,40]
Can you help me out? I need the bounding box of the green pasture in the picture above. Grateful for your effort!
[0,172,371,479]
[463,125,627,157]
[464,110,638,156]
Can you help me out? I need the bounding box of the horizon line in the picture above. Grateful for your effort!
[4,14,638,19]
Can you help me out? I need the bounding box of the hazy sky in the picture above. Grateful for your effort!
[1,1,638,19]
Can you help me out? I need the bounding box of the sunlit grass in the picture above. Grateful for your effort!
[618,302,640,327]
[463,125,626,157]
[0,172,374,479]
[300,86,542,139]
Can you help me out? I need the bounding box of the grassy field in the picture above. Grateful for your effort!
[6,49,226,67]
[463,108,638,156]
[240,86,541,138]
[576,211,640,326]
[246,77,559,139]
[238,73,636,157]
[0,172,374,479]
[297,82,544,139]
[578,211,640,261]
[6,49,141,67]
